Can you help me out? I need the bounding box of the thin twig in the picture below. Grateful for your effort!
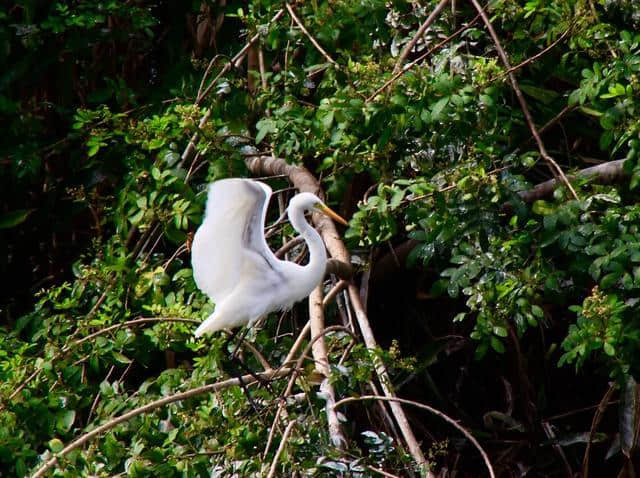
[542,422,573,478]
[2,318,197,409]
[522,104,576,148]
[180,109,211,165]
[485,23,575,85]
[275,236,305,258]
[266,420,296,478]
[393,0,450,74]
[333,395,496,478]
[87,365,116,425]
[468,0,578,200]
[582,383,616,478]
[197,54,226,99]
[196,9,285,105]
[366,465,403,478]
[223,330,273,371]
[323,280,349,308]
[263,325,355,458]
[367,13,481,102]
[285,3,337,66]
[543,399,619,422]
[29,368,293,478]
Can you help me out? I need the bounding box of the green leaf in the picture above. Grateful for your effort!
[0,209,33,229]
[490,337,505,353]
[532,200,556,215]
[112,351,132,364]
[603,342,615,356]
[321,110,334,130]
[49,438,64,453]
[56,410,76,432]
[88,143,101,157]
[389,188,405,209]
[531,305,544,318]
[255,118,276,144]
[520,84,559,104]
[600,272,621,289]
[431,97,449,119]
[493,326,508,337]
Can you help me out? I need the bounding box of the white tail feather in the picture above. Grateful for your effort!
[194,313,224,337]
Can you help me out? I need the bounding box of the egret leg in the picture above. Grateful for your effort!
[220,328,260,413]
[222,328,274,412]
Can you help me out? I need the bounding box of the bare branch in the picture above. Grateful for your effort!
[368,14,480,102]
[334,395,496,478]
[347,284,429,470]
[197,9,285,105]
[326,258,354,280]
[582,383,617,477]
[266,420,296,478]
[275,236,305,258]
[197,54,226,100]
[285,3,337,67]
[309,286,347,448]
[223,330,273,371]
[522,104,576,149]
[393,0,450,74]
[366,465,403,478]
[541,422,574,477]
[258,46,268,91]
[3,317,197,409]
[323,280,349,308]
[180,109,212,165]
[468,0,579,200]
[30,368,292,478]
[486,23,575,84]
[517,159,626,203]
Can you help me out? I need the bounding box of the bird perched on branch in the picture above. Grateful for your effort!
[191,178,348,337]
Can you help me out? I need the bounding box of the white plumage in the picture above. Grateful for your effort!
[191,178,347,337]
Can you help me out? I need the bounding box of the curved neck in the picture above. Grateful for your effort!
[288,208,327,279]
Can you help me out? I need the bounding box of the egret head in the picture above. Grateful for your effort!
[289,192,348,225]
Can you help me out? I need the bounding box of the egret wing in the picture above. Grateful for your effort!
[191,178,279,303]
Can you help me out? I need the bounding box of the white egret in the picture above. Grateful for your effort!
[191,178,348,337]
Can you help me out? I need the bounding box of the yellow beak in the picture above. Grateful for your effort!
[318,204,349,226]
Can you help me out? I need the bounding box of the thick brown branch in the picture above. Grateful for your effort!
[326,258,354,280]
[517,159,626,203]
[309,286,347,449]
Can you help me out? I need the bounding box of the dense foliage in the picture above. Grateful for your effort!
[2,0,640,476]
